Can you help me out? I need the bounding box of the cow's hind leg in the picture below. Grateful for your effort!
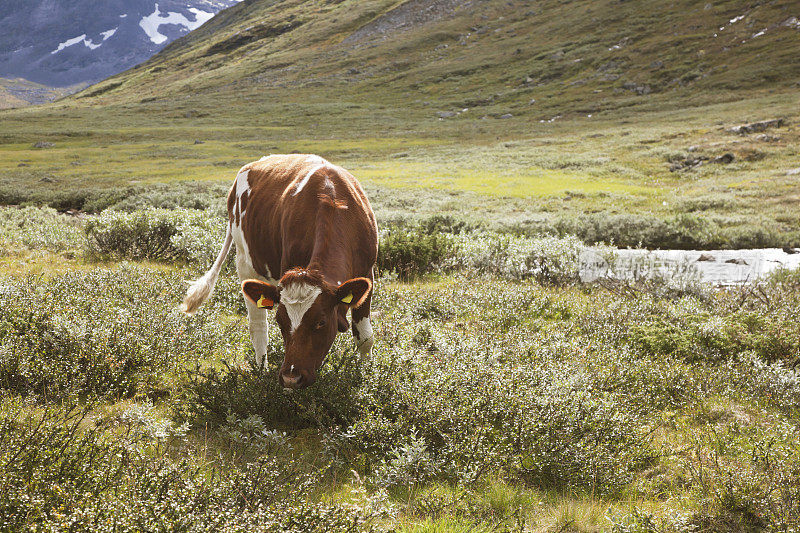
[351,290,374,356]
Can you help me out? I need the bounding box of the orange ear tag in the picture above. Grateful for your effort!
[257,295,274,309]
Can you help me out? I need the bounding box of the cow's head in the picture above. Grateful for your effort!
[242,268,371,389]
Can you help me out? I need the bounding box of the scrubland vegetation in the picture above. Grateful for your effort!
[1,0,799,529]
[1,203,799,532]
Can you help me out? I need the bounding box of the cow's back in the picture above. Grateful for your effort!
[228,154,377,282]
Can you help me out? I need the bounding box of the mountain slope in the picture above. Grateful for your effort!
[80,0,800,116]
[0,77,75,109]
[0,0,243,87]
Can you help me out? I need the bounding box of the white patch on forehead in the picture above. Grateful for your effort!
[280,283,322,332]
[293,164,324,196]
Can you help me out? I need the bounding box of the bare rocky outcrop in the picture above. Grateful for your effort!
[343,0,475,45]
[728,119,785,135]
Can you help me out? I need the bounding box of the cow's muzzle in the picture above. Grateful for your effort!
[279,365,313,389]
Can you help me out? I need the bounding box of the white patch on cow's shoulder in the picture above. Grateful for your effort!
[232,167,274,282]
[322,176,335,195]
[236,168,250,198]
[234,167,251,219]
[280,283,322,332]
[293,164,324,196]
[258,155,270,162]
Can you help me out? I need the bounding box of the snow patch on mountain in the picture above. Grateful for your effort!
[51,27,118,55]
[0,0,246,87]
[139,3,215,45]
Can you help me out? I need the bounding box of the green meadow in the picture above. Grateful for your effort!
[2,90,799,247]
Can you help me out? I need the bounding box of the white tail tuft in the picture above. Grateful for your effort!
[181,229,233,315]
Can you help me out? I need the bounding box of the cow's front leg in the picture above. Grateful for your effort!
[244,296,269,369]
[351,291,374,356]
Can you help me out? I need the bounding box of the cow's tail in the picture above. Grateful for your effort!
[181,226,233,315]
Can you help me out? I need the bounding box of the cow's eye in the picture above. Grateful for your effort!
[315,319,326,329]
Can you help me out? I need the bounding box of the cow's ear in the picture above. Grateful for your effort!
[335,277,371,309]
[241,280,280,310]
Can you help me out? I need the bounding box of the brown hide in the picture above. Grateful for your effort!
[231,155,378,388]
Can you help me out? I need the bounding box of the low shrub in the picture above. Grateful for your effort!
[0,185,131,213]
[378,228,457,279]
[175,340,366,430]
[108,181,229,216]
[453,233,606,285]
[417,214,478,235]
[0,206,84,252]
[627,299,800,366]
[180,280,654,496]
[0,399,381,532]
[0,265,233,399]
[551,212,721,249]
[685,432,800,531]
[378,220,610,284]
[85,208,226,264]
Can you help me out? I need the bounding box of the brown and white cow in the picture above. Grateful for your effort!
[181,154,378,389]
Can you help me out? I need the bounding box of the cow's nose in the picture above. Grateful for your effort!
[280,370,303,389]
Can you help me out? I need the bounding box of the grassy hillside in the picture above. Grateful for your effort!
[0,0,798,248]
[81,0,800,110]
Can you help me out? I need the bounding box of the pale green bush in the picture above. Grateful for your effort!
[0,206,83,252]
[0,265,235,399]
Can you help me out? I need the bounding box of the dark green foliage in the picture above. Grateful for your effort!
[417,215,478,236]
[108,181,230,215]
[0,185,131,213]
[0,181,229,216]
[0,402,122,531]
[378,228,457,279]
[551,213,719,249]
[515,212,800,250]
[626,294,800,366]
[686,434,800,532]
[84,208,225,263]
[176,344,365,429]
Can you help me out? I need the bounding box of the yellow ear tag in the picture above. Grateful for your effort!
[341,293,353,304]
[257,295,273,309]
